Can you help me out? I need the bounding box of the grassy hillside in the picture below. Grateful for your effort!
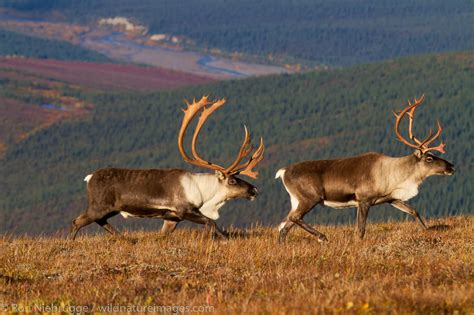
[0,51,472,235]
[0,28,110,62]
[1,0,473,66]
[0,217,472,313]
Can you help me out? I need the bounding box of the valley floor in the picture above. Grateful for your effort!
[0,216,472,314]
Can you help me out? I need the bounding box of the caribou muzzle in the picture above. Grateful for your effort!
[248,187,258,200]
[444,164,455,176]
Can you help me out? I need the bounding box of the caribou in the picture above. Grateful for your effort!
[70,96,264,240]
[276,95,455,242]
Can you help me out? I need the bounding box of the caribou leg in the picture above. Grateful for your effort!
[390,200,428,229]
[183,212,228,240]
[356,202,370,239]
[161,220,180,234]
[69,212,94,240]
[96,217,121,236]
[278,220,296,243]
[286,201,328,242]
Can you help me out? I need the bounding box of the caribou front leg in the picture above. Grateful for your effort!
[161,220,180,235]
[356,202,370,239]
[96,218,121,236]
[184,211,228,240]
[390,200,428,229]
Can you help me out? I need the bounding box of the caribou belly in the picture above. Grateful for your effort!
[120,211,135,218]
[120,205,176,219]
[323,200,358,208]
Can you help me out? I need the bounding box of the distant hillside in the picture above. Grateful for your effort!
[1,0,473,65]
[0,28,110,62]
[0,58,213,92]
[0,51,473,234]
[0,57,213,157]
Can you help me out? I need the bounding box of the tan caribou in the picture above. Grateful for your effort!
[276,95,455,242]
[70,96,264,240]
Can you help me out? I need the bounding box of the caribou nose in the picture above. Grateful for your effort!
[445,166,455,175]
[251,187,258,197]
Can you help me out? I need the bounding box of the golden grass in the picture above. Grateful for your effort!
[0,216,472,314]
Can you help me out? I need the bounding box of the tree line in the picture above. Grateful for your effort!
[2,0,473,65]
[0,51,472,234]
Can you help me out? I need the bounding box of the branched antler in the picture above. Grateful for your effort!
[233,138,265,178]
[394,95,446,154]
[178,96,264,178]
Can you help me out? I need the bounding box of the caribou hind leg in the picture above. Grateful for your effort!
[280,200,327,243]
[69,212,94,240]
[70,208,120,240]
[278,173,327,242]
[278,220,295,243]
[278,194,299,243]
[290,202,328,242]
[390,200,428,229]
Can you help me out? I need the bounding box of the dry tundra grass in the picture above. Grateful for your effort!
[0,216,472,314]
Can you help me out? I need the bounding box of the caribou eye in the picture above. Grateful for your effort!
[425,156,434,162]
[228,178,237,185]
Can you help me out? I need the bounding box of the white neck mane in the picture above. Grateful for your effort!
[180,173,229,220]
[379,155,423,201]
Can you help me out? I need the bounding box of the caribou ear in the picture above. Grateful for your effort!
[215,170,226,180]
[413,150,423,158]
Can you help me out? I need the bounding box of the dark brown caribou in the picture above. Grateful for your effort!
[70,96,264,240]
[276,95,454,242]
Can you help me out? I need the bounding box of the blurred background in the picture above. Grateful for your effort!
[0,0,472,235]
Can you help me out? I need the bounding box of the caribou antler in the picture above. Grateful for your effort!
[178,96,224,171]
[231,137,265,178]
[394,95,446,154]
[178,96,265,178]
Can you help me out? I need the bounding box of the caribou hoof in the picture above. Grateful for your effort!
[317,235,328,243]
